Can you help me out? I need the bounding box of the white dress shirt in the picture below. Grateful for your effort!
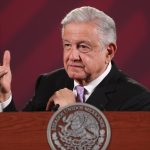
[73,62,112,102]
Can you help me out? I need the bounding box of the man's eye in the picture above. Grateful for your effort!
[80,45,87,48]
[64,44,70,47]
[78,44,91,52]
[64,43,71,49]
[78,44,89,49]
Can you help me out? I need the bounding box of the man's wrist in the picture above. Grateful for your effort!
[0,91,12,102]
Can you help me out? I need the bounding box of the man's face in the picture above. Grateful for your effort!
[62,22,113,85]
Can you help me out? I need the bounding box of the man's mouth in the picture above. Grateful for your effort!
[69,64,84,68]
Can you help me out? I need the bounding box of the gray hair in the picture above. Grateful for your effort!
[61,6,117,48]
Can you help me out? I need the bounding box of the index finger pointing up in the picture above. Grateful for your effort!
[3,50,11,67]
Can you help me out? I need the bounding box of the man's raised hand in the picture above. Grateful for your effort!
[0,50,12,102]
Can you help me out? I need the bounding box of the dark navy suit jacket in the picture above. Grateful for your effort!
[4,62,150,111]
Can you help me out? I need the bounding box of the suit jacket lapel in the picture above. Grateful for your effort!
[86,61,120,110]
[65,76,74,90]
[86,86,109,111]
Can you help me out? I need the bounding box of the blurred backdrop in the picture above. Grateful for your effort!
[1,0,150,110]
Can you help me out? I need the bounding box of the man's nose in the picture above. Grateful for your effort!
[69,45,80,60]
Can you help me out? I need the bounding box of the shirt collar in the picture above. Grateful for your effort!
[74,62,112,94]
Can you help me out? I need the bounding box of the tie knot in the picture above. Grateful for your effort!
[75,85,85,102]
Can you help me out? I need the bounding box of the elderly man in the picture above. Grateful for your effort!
[0,6,150,112]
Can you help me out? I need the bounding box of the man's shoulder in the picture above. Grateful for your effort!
[38,68,72,85]
[106,62,149,92]
[42,68,68,78]
[110,71,150,108]
[119,71,149,92]
[108,62,150,96]
[35,68,73,90]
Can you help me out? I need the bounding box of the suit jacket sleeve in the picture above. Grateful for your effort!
[3,99,16,112]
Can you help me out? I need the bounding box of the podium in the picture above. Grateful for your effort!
[0,112,150,150]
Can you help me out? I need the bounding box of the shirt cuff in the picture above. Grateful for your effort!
[0,95,12,112]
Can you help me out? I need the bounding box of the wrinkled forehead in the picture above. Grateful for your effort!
[62,22,99,41]
[62,21,98,34]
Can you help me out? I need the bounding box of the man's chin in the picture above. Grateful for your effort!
[68,72,86,80]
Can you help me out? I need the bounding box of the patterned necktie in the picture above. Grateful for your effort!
[75,85,85,102]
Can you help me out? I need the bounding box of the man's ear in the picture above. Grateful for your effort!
[106,43,117,59]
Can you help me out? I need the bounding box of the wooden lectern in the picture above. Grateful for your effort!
[0,112,150,150]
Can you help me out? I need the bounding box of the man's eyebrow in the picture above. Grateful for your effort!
[62,40,92,45]
[63,40,70,42]
[78,40,91,45]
